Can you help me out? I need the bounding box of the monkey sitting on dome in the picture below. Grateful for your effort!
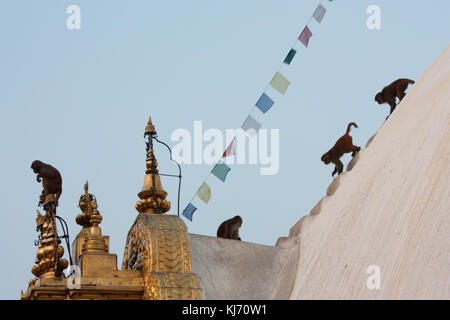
[217,215,242,241]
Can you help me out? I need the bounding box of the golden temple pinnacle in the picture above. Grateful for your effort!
[136,117,171,214]
[31,194,68,279]
[78,181,108,254]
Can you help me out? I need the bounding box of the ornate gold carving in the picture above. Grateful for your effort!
[76,181,101,228]
[77,181,108,254]
[122,213,202,300]
[31,195,68,278]
[145,273,202,300]
[123,214,192,273]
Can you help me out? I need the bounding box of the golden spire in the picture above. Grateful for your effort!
[31,194,68,278]
[78,181,108,254]
[136,117,171,214]
[76,181,93,230]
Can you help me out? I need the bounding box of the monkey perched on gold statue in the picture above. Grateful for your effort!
[31,160,62,206]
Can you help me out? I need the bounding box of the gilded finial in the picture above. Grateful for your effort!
[136,117,171,214]
[144,116,157,137]
[31,195,68,278]
[75,181,108,254]
[76,180,103,228]
[84,180,89,195]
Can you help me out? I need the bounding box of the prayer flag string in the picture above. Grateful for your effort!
[183,0,332,221]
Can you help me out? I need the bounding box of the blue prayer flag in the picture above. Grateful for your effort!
[255,93,274,113]
[182,202,197,221]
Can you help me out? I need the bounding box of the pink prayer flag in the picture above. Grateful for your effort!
[222,138,235,158]
[298,26,312,47]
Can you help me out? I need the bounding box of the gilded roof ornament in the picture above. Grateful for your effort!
[136,117,171,214]
[78,181,108,254]
[31,194,68,278]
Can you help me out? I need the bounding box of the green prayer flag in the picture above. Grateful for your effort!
[211,160,231,182]
[283,49,296,65]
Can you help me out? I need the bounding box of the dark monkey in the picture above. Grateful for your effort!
[217,215,242,241]
[375,78,415,116]
[31,160,62,205]
[321,122,361,177]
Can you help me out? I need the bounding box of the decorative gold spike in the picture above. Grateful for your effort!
[144,116,157,136]
[76,181,93,229]
[77,181,108,254]
[31,194,68,278]
[136,117,171,214]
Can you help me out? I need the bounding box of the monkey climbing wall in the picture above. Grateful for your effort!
[275,44,450,299]
[188,45,450,299]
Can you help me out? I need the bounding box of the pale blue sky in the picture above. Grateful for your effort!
[0,1,448,299]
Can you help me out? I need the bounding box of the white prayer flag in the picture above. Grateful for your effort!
[313,4,326,23]
[241,115,261,137]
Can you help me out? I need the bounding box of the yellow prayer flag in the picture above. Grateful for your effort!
[270,72,291,95]
[196,182,211,204]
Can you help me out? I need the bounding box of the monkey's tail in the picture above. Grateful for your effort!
[346,122,358,134]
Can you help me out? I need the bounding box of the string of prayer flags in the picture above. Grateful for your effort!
[255,93,274,113]
[222,138,235,158]
[197,182,211,204]
[298,26,312,47]
[211,160,231,182]
[270,72,291,95]
[182,0,335,222]
[182,202,197,221]
[283,49,297,65]
[241,115,262,137]
[313,4,326,23]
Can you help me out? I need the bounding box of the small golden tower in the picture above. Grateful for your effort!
[74,182,119,279]
[78,181,108,255]
[122,116,202,300]
[136,117,171,214]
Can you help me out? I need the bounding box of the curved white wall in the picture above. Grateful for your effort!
[283,45,450,299]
